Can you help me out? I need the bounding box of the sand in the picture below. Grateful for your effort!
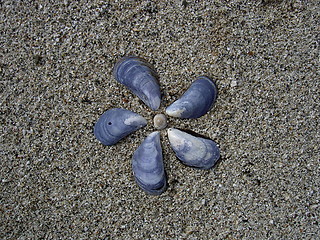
[1,0,319,239]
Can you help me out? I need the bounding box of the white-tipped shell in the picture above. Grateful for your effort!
[165,76,218,118]
[113,56,161,111]
[167,128,220,169]
[153,114,167,130]
[94,108,147,146]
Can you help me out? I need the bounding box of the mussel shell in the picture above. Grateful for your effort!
[132,131,167,195]
[166,76,218,118]
[94,108,147,146]
[167,128,220,169]
[113,56,161,111]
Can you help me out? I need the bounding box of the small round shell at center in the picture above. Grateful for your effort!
[153,114,167,130]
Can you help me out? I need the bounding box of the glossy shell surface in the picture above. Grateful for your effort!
[132,131,167,195]
[94,108,147,146]
[113,56,161,111]
[166,76,218,118]
[153,114,167,130]
[167,128,220,169]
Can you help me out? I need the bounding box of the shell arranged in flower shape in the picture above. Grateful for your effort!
[132,131,167,195]
[167,128,220,169]
[166,76,218,119]
[94,55,223,195]
[94,108,147,146]
[113,56,161,111]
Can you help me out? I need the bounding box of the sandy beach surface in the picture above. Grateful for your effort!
[1,0,319,239]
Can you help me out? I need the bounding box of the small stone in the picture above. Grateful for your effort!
[153,114,167,130]
[231,80,237,87]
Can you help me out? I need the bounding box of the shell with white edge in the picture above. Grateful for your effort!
[167,128,220,169]
[113,56,161,111]
[94,108,147,146]
[165,76,218,119]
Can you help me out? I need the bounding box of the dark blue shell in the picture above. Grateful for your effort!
[165,76,218,119]
[132,131,167,195]
[167,128,220,169]
[94,108,147,146]
[113,56,161,111]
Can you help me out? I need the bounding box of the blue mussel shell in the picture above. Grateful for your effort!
[132,131,167,195]
[113,56,161,111]
[94,108,147,146]
[167,128,220,169]
[166,76,218,119]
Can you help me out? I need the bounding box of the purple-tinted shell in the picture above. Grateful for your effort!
[167,128,220,169]
[166,76,218,119]
[113,56,161,111]
[132,131,167,195]
[94,108,147,146]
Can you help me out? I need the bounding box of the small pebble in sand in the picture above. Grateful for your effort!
[153,114,167,130]
[231,80,238,87]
